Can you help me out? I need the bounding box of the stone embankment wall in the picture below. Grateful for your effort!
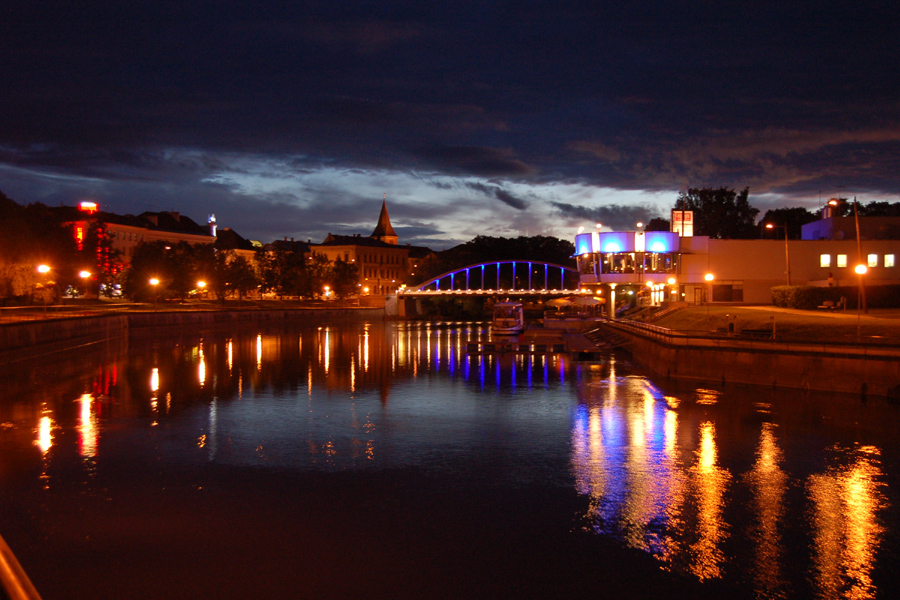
[126,308,383,330]
[0,308,384,360]
[0,315,129,362]
[606,322,900,399]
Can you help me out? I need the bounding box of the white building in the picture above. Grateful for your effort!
[575,216,900,309]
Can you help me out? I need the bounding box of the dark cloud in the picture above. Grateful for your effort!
[550,202,666,232]
[417,147,533,177]
[2,1,900,246]
[466,182,528,210]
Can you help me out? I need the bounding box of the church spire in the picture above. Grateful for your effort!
[371,194,398,245]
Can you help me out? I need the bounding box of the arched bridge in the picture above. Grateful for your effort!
[399,261,581,296]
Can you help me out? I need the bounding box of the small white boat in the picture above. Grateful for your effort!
[491,301,525,335]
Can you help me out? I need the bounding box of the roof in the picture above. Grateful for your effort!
[215,227,256,251]
[371,200,397,239]
[317,234,403,249]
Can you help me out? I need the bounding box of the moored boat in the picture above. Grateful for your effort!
[491,301,525,335]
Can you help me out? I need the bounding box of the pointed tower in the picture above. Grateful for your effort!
[371,195,398,245]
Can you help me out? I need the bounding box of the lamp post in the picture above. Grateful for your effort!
[853,198,867,314]
[855,264,867,340]
[704,273,714,315]
[36,264,51,309]
[149,278,159,310]
[765,223,791,286]
[79,270,91,299]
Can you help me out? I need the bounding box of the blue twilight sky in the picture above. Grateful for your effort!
[2,1,899,249]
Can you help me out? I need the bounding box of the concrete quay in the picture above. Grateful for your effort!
[599,313,900,399]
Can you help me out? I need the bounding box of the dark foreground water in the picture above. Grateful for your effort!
[1,319,899,599]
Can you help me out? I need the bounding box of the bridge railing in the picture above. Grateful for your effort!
[406,261,580,293]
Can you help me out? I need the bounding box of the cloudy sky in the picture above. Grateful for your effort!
[3,1,899,249]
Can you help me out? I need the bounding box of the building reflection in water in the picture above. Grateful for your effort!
[745,422,787,598]
[570,377,889,598]
[17,320,893,598]
[807,445,885,600]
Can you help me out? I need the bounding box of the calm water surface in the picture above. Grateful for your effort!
[1,319,898,599]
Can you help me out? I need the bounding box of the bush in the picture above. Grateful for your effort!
[771,284,900,309]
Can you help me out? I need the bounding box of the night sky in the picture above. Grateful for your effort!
[3,2,899,248]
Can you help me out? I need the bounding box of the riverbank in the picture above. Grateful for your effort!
[0,302,383,359]
[641,305,900,345]
[603,305,900,398]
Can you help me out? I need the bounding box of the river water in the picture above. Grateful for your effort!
[1,318,898,599]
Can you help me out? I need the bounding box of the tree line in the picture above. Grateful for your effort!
[644,188,900,240]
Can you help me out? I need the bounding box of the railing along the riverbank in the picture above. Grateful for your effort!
[605,318,900,358]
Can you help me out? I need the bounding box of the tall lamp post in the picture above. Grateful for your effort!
[765,223,791,286]
[854,264,867,341]
[79,270,91,298]
[149,278,160,311]
[36,264,51,309]
[704,273,714,315]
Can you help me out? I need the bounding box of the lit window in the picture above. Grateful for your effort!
[868,254,878,268]
[837,254,847,268]
[887,254,895,268]
[820,254,831,268]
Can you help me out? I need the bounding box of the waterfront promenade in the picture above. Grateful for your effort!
[603,304,900,398]
[644,304,900,345]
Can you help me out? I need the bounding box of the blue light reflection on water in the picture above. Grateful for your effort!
[3,320,899,599]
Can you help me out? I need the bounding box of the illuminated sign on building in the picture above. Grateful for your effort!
[79,202,98,214]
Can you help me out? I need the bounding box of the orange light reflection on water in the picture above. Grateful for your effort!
[807,445,885,600]
[37,415,53,454]
[78,393,97,458]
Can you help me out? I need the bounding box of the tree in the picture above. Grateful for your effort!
[299,254,331,299]
[330,259,360,299]
[644,217,670,232]
[123,241,173,301]
[413,235,576,285]
[0,191,80,304]
[758,207,817,239]
[674,187,759,239]
[859,200,900,217]
[224,255,259,301]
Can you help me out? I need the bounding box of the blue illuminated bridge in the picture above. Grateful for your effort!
[398,261,582,297]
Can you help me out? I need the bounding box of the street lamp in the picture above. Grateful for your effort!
[765,223,791,286]
[79,270,91,299]
[35,264,52,308]
[854,264,868,340]
[149,278,160,310]
[704,273,714,315]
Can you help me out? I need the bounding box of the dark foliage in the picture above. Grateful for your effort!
[674,187,759,239]
[758,207,818,239]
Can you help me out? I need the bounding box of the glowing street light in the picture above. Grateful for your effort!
[765,223,791,286]
[150,278,160,310]
[37,264,51,274]
[704,273,714,314]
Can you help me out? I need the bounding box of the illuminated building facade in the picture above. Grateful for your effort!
[310,200,433,296]
[575,220,900,308]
